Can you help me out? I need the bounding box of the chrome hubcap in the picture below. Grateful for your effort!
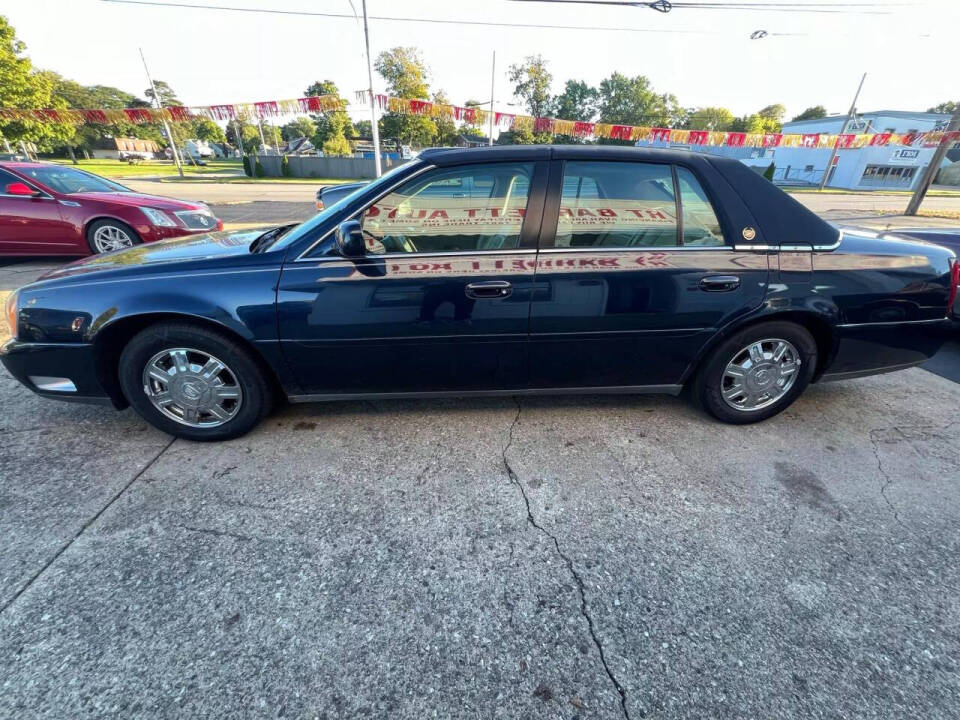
[721,338,801,412]
[142,348,242,428]
[92,225,134,253]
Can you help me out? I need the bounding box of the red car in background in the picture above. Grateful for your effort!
[0,162,222,256]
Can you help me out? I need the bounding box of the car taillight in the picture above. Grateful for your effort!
[948,258,960,318]
[4,289,19,340]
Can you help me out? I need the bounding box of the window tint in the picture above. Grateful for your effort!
[556,161,677,248]
[360,162,534,254]
[675,167,726,246]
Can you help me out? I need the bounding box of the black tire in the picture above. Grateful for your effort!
[695,321,818,424]
[118,322,273,441]
[86,219,142,255]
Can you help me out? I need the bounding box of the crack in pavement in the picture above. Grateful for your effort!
[0,435,177,616]
[501,399,633,720]
[181,525,252,542]
[868,427,909,532]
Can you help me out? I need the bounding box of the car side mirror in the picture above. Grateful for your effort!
[335,219,366,258]
[5,182,39,197]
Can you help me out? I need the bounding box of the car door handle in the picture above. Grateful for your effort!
[699,275,741,292]
[465,280,512,299]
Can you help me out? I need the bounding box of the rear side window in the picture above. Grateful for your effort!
[555,161,678,248]
[676,166,725,247]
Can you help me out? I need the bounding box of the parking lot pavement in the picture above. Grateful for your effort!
[1,365,959,718]
[2,257,960,718]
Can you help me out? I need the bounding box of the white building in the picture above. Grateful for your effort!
[773,110,954,190]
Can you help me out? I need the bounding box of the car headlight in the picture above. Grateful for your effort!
[140,207,177,227]
[4,289,19,339]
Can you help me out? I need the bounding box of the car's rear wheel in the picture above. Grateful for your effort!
[118,323,273,441]
[87,219,141,254]
[696,321,818,424]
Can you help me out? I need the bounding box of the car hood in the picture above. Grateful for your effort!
[37,227,274,282]
[71,191,206,211]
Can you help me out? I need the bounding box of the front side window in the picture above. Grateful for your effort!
[360,162,534,254]
[555,161,678,248]
[0,168,27,194]
[15,166,129,194]
[675,166,726,247]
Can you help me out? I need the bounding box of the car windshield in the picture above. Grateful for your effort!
[270,160,419,252]
[17,166,130,194]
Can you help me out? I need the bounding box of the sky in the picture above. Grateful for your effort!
[3,0,957,123]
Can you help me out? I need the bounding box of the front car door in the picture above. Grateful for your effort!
[277,159,548,397]
[529,154,770,390]
[0,168,72,255]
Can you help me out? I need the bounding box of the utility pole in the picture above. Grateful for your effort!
[256,116,267,150]
[362,0,382,177]
[818,72,866,191]
[231,117,245,159]
[906,109,960,216]
[488,51,496,146]
[140,48,184,178]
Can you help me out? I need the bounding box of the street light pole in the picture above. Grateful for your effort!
[905,109,960,216]
[140,48,184,178]
[488,51,496,146]
[818,72,866,191]
[362,0,382,177]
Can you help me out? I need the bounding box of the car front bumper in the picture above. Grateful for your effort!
[0,339,117,406]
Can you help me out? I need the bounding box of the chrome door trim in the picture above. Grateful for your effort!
[288,383,684,403]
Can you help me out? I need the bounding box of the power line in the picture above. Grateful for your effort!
[99,0,772,34]
[512,0,904,10]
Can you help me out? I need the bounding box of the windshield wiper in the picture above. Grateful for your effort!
[249,223,297,253]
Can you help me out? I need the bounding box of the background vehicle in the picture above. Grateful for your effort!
[316,181,366,211]
[2,146,956,441]
[0,162,222,255]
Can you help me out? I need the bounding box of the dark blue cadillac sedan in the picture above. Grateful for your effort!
[3,146,957,440]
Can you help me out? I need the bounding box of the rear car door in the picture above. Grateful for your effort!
[0,168,73,254]
[529,157,769,390]
[277,160,547,396]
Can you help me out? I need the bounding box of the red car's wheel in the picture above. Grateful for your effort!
[86,219,141,254]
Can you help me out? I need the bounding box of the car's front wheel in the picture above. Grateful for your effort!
[87,219,141,254]
[118,323,273,441]
[696,321,818,424]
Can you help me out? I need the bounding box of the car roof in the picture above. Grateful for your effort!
[0,161,60,169]
[417,144,727,167]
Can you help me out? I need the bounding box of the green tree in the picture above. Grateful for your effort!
[509,54,553,118]
[432,90,458,146]
[375,48,437,147]
[305,80,339,98]
[375,47,429,98]
[596,72,682,128]
[685,106,735,131]
[303,79,355,152]
[144,80,180,107]
[928,101,958,114]
[791,105,828,122]
[281,116,316,141]
[226,121,262,153]
[731,104,786,134]
[193,117,226,143]
[551,80,598,122]
[0,17,73,152]
[354,119,372,137]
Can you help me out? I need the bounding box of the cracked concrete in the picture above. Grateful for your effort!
[3,257,960,718]
[502,399,632,719]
